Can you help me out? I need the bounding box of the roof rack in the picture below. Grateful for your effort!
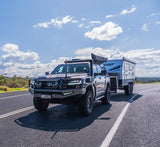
[65,59,92,63]
[64,53,108,64]
[91,53,108,64]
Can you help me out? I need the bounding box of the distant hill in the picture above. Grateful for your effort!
[137,77,160,83]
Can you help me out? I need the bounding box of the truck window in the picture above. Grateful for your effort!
[124,63,129,71]
[129,65,133,71]
[96,65,102,74]
[51,63,89,74]
[93,64,98,74]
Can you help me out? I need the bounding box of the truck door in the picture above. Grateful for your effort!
[93,64,101,97]
[96,65,106,95]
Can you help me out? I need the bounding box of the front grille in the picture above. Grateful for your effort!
[36,81,59,89]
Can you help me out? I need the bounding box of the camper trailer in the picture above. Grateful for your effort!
[103,57,136,95]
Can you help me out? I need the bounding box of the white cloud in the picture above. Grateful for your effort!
[120,5,136,15]
[75,47,122,59]
[72,20,78,23]
[105,5,136,19]
[85,22,123,41]
[62,15,72,24]
[75,47,160,77]
[89,21,101,24]
[1,43,160,77]
[2,43,19,53]
[0,43,71,77]
[33,22,50,28]
[33,15,73,29]
[141,23,149,32]
[1,44,39,64]
[106,15,115,19]
[150,12,160,17]
[81,18,86,21]
[156,21,160,24]
[85,25,90,29]
[78,24,84,28]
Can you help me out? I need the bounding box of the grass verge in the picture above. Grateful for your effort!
[0,86,28,93]
[135,82,160,84]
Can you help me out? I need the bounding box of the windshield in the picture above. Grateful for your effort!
[51,63,89,74]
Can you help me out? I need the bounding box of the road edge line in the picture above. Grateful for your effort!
[0,106,34,119]
[0,94,30,100]
[100,87,159,147]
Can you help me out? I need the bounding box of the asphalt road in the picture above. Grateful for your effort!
[0,84,160,147]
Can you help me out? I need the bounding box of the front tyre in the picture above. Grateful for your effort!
[79,90,93,116]
[101,86,111,105]
[33,97,49,111]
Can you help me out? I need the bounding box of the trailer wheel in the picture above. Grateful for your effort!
[33,97,49,111]
[79,90,93,116]
[101,86,111,105]
[130,84,133,95]
[124,84,133,95]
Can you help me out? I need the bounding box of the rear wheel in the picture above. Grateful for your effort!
[101,86,111,105]
[124,83,133,95]
[33,97,49,111]
[79,90,93,116]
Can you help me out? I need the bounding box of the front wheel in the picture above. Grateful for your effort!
[33,97,49,111]
[101,86,111,105]
[79,90,93,116]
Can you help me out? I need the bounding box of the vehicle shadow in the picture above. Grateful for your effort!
[15,102,111,133]
[111,92,142,103]
[15,93,142,135]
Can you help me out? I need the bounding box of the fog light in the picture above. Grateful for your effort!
[63,92,72,96]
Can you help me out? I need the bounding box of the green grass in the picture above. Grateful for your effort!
[135,82,160,84]
[0,86,28,93]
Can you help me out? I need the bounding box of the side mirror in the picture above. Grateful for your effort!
[94,73,98,77]
[45,72,49,75]
[101,69,107,75]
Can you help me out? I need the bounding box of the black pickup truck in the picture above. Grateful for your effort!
[28,54,111,115]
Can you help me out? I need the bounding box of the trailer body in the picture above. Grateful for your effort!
[103,57,136,94]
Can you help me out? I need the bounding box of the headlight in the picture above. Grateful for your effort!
[29,80,36,88]
[67,80,82,85]
[35,81,42,88]
[46,81,59,88]
[31,80,35,85]
[62,79,83,89]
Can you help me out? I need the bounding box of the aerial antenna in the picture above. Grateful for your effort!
[64,59,68,78]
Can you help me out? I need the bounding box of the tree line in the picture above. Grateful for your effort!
[0,75,28,88]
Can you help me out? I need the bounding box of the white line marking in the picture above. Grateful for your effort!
[0,94,30,100]
[100,87,159,147]
[0,106,34,119]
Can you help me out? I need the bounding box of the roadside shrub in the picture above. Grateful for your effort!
[0,75,28,88]
[0,86,10,91]
[6,81,21,88]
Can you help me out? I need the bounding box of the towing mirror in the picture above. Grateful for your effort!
[94,73,98,77]
[101,69,107,75]
[45,72,49,75]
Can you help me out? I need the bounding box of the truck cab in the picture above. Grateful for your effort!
[28,54,111,115]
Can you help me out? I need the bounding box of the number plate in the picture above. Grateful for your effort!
[41,95,51,99]
[34,94,41,97]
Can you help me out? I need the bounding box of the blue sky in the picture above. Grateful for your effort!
[0,0,160,77]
